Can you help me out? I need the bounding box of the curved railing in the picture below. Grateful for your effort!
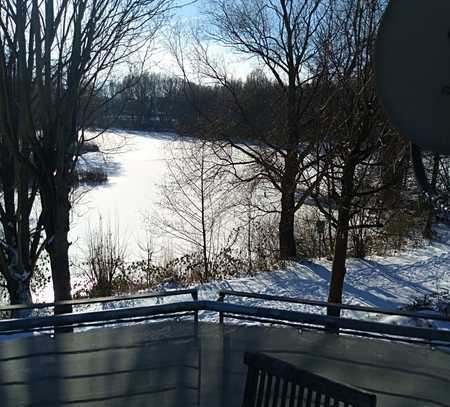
[1,289,450,347]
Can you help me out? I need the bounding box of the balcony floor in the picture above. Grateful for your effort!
[0,321,449,406]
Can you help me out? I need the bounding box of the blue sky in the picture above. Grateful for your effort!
[148,0,257,79]
[174,0,201,18]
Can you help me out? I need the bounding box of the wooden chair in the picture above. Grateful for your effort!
[242,352,377,407]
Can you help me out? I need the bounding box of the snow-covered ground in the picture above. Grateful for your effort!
[194,224,450,329]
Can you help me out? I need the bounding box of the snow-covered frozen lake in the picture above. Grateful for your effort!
[71,130,175,260]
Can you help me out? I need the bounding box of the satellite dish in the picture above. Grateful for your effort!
[376,0,450,155]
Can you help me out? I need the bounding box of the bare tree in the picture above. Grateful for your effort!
[153,140,234,282]
[422,153,450,239]
[0,0,173,313]
[172,0,332,260]
[0,4,47,312]
[313,0,407,315]
[0,138,45,313]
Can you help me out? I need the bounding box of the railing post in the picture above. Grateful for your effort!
[218,292,225,324]
[191,289,199,323]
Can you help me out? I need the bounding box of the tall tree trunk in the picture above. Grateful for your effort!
[42,182,73,316]
[0,156,35,317]
[327,161,356,317]
[47,227,72,315]
[423,154,440,240]
[327,207,351,317]
[6,273,32,318]
[200,153,209,282]
[247,206,253,272]
[279,151,298,259]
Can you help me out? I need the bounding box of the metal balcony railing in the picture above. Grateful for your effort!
[0,289,449,347]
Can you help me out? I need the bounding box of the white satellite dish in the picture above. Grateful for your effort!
[376,0,450,155]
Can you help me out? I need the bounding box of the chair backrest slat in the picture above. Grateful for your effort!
[314,392,323,407]
[297,386,306,407]
[272,376,281,406]
[243,366,259,406]
[305,388,313,406]
[280,377,289,405]
[264,373,273,407]
[256,371,266,407]
[242,353,376,407]
[288,384,297,407]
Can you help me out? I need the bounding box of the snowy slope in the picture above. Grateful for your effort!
[57,224,450,330]
[195,224,450,327]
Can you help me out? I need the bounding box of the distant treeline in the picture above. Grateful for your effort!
[94,72,188,132]
[93,69,285,141]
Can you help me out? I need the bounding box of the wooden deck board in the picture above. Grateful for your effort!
[0,321,449,406]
